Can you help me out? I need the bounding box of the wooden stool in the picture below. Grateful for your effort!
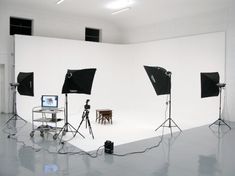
[96,109,112,124]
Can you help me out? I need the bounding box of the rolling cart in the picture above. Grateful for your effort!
[30,106,65,139]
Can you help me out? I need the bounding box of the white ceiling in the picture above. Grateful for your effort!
[2,0,232,29]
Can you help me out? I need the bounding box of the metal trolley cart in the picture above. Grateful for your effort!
[30,106,65,139]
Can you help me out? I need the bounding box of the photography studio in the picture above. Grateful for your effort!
[0,0,235,175]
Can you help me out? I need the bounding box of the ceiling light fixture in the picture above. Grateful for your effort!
[56,0,65,5]
[111,7,131,15]
[107,0,134,10]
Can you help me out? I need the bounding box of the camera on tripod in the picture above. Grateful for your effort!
[75,99,94,139]
[84,99,90,110]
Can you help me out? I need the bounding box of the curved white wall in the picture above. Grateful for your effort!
[15,32,225,131]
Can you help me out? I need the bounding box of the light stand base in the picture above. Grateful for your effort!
[209,84,231,130]
[209,118,231,130]
[155,118,182,136]
[54,122,85,144]
[3,113,27,127]
[3,84,27,128]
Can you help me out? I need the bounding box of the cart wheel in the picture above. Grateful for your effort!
[53,134,58,140]
[40,132,44,137]
[30,131,34,137]
[62,130,66,136]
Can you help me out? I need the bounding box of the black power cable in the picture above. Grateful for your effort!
[110,135,163,157]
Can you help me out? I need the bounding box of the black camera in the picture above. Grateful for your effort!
[84,99,90,110]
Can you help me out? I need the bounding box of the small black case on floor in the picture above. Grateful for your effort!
[104,140,114,154]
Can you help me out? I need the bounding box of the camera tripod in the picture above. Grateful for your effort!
[74,100,94,139]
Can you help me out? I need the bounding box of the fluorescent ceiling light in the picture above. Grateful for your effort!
[107,0,134,10]
[112,7,131,15]
[56,0,65,5]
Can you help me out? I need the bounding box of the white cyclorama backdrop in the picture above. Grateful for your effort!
[15,33,225,150]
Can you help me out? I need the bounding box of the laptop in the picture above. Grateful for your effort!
[41,95,58,110]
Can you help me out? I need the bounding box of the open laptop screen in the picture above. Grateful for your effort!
[41,95,58,109]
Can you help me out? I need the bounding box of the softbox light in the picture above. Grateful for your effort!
[144,66,171,95]
[144,65,182,135]
[201,72,219,98]
[17,72,34,96]
[62,69,96,94]
[55,68,96,141]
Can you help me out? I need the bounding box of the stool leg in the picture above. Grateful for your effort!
[99,115,102,124]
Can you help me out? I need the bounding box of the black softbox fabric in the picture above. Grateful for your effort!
[201,72,219,98]
[17,72,34,96]
[144,66,171,95]
[62,68,96,94]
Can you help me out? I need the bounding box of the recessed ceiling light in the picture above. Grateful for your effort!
[112,7,131,15]
[56,0,65,5]
[106,0,134,10]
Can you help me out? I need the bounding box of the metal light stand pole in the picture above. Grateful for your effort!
[53,94,85,142]
[209,84,231,130]
[3,83,27,126]
[155,73,182,136]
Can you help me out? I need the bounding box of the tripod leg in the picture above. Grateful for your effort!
[2,116,15,127]
[16,114,27,123]
[155,118,170,131]
[59,128,66,144]
[68,124,76,136]
[72,123,85,139]
[74,115,85,137]
[209,119,231,130]
[68,123,85,138]
[86,118,94,139]
[57,123,68,136]
[74,129,85,139]
[57,124,68,144]
[2,114,27,128]
[2,114,19,128]
[220,119,232,130]
[209,119,218,128]
[65,119,85,139]
[170,118,182,132]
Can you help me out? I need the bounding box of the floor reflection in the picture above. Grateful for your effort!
[198,125,231,176]
[153,131,182,176]
[18,145,36,172]
[198,155,221,176]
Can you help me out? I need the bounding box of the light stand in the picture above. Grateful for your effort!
[54,68,96,143]
[209,83,231,130]
[53,94,85,142]
[155,73,182,136]
[74,99,94,139]
[3,83,27,126]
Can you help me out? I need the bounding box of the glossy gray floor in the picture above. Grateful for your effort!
[0,113,235,176]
